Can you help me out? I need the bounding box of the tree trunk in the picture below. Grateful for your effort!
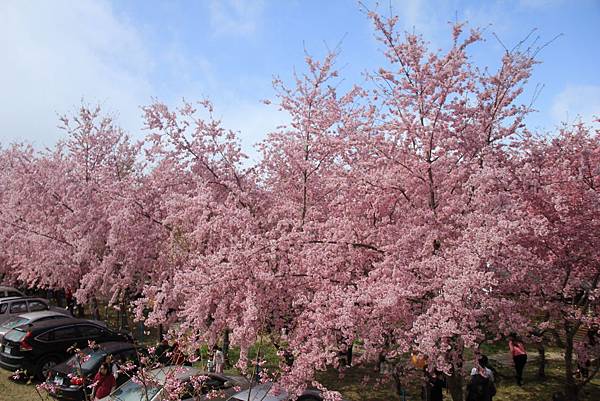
[119,301,129,330]
[138,320,145,340]
[158,324,165,341]
[222,329,230,368]
[564,329,581,401]
[119,298,129,331]
[56,289,64,307]
[537,344,546,380]
[422,375,431,401]
[90,297,100,320]
[391,363,406,401]
[346,342,353,366]
[447,371,464,401]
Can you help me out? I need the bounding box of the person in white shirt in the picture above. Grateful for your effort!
[213,345,225,373]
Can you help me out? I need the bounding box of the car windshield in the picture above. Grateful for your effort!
[109,380,160,401]
[65,349,107,373]
[1,317,29,330]
[4,329,27,342]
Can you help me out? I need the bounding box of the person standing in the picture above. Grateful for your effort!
[206,347,215,372]
[65,288,75,316]
[466,365,494,401]
[470,355,495,384]
[508,334,527,386]
[92,363,116,400]
[429,370,446,401]
[104,355,119,381]
[213,345,225,373]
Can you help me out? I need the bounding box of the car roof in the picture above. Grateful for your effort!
[209,372,247,384]
[0,286,22,292]
[0,296,47,303]
[17,311,65,320]
[0,296,27,302]
[89,341,135,353]
[18,317,97,331]
[148,366,201,382]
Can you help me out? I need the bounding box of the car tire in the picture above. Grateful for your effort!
[35,356,60,381]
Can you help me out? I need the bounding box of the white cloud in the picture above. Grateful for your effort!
[207,0,265,37]
[0,0,153,147]
[551,84,600,124]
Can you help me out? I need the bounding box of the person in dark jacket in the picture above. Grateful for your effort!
[429,370,446,401]
[466,365,495,401]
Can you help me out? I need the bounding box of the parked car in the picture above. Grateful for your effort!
[227,382,348,401]
[0,317,132,379]
[99,366,248,401]
[0,296,70,325]
[0,286,24,299]
[46,341,142,401]
[0,310,69,341]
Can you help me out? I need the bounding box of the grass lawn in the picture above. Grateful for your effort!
[0,347,598,401]
[0,374,43,401]
[484,349,600,401]
[319,348,600,401]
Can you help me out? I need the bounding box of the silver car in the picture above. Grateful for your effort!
[0,310,68,341]
[100,366,248,401]
[0,286,24,299]
[0,297,70,325]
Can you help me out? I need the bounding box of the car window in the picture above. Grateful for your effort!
[5,329,28,343]
[66,349,107,373]
[52,326,81,341]
[110,380,160,401]
[179,382,199,398]
[78,325,103,338]
[206,378,226,390]
[37,331,52,341]
[0,304,7,314]
[1,317,29,329]
[27,300,48,312]
[116,349,138,364]
[9,301,27,314]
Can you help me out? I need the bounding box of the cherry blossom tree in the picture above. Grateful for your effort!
[134,99,262,344]
[512,123,600,401]
[304,11,538,399]
[0,106,140,318]
[134,11,544,401]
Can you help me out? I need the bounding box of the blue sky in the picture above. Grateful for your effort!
[1,0,598,162]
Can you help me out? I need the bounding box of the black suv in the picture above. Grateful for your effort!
[47,342,141,401]
[0,318,132,379]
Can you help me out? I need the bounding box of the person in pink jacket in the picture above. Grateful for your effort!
[508,333,527,386]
